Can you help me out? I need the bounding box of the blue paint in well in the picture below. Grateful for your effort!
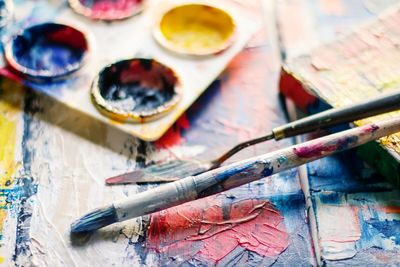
[8,23,88,81]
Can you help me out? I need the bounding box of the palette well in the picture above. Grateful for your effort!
[91,58,181,122]
[4,23,89,81]
[0,0,259,141]
[68,0,144,20]
[154,3,236,56]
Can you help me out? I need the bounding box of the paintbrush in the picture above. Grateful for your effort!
[71,116,400,233]
[106,90,400,185]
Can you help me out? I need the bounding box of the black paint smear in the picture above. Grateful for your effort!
[98,59,177,112]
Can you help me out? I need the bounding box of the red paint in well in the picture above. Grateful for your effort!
[77,0,143,20]
[147,197,289,263]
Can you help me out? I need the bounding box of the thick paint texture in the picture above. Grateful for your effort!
[71,0,143,20]
[9,23,88,80]
[158,4,235,55]
[98,59,178,113]
[0,78,24,265]
[279,4,400,185]
[304,137,400,264]
[147,196,289,264]
[0,79,22,237]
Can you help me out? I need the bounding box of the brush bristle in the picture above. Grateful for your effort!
[70,205,118,233]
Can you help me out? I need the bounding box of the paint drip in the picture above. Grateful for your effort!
[146,196,289,264]
[6,23,88,81]
[69,0,143,20]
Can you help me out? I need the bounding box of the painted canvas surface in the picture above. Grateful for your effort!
[0,1,316,266]
[277,0,400,265]
[2,0,400,266]
[278,0,400,185]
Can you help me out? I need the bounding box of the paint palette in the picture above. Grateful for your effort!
[0,0,259,141]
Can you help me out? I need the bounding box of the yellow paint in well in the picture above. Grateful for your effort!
[158,4,235,55]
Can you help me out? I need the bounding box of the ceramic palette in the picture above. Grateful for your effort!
[0,0,259,141]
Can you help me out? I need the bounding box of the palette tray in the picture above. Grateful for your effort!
[0,0,259,141]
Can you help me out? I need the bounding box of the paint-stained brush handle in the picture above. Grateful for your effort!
[211,90,400,168]
[71,117,400,233]
[107,90,400,185]
[272,90,400,140]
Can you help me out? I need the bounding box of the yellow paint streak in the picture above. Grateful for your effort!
[354,110,400,154]
[0,78,23,250]
[159,4,235,54]
[0,256,4,264]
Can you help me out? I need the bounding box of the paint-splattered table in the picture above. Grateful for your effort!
[0,0,399,266]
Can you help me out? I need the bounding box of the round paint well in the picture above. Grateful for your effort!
[154,4,236,56]
[69,0,144,21]
[91,58,181,122]
[5,23,89,81]
[0,0,13,29]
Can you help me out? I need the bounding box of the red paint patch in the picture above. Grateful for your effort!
[155,114,190,148]
[146,197,289,264]
[279,68,317,111]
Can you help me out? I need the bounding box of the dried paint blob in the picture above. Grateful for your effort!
[69,0,143,20]
[147,197,289,264]
[91,58,181,122]
[154,4,236,56]
[0,0,13,29]
[4,23,89,81]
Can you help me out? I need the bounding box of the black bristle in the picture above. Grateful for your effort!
[70,205,118,233]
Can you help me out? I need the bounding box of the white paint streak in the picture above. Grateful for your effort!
[19,98,148,266]
[315,196,361,260]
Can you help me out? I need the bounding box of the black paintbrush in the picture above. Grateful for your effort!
[106,90,400,185]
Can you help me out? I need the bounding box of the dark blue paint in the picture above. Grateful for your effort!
[261,165,273,177]
[334,135,359,151]
[98,59,178,112]
[11,88,40,261]
[214,162,254,182]
[9,23,88,81]
[70,205,118,233]
[366,218,400,245]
